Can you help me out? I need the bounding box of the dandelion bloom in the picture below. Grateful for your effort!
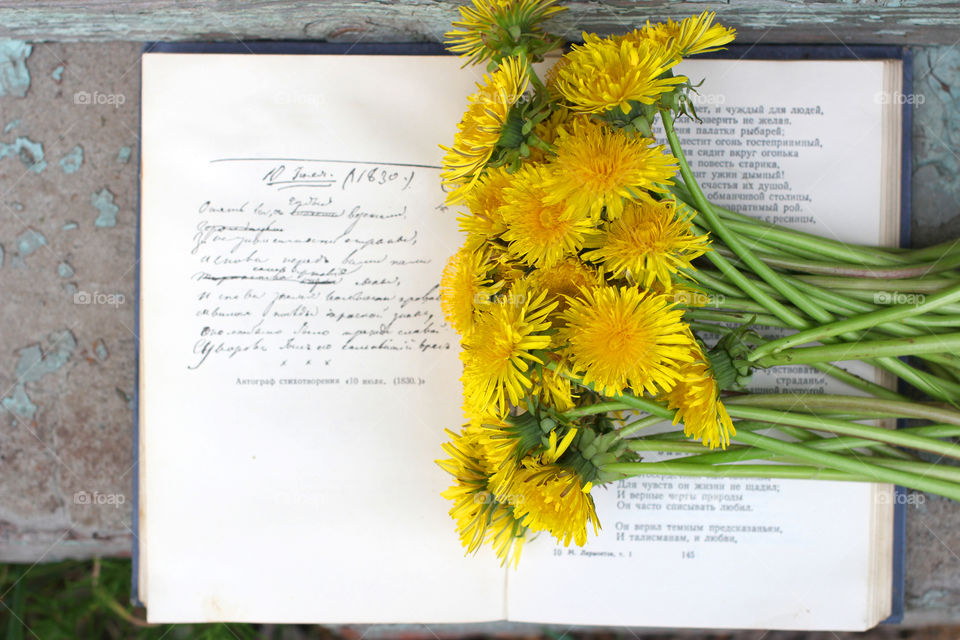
[582,198,709,290]
[560,286,696,396]
[461,291,555,417]
[661,353,736,449]
[437,426,528,566]
[632,11,736,58]
[441,56,529,202]
[544,118,677,220]
[440,246,502,337]
[552,35,684,114]
[500,164,596,267]
[510,463,599,546]
[445,0,566,67]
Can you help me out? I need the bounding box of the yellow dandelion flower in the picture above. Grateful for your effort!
[445,0,566,67]
[461,291,556,417]
[530,361,577,411]
[441,57,529,203]
[521,258,602,313]
[509,462,599,546]
[582,198,710,290]
[660,348,736,449]
[526,107,581,162]
[440,246,502,337]
[458,165,514,248]
[500,164,597,267]
[437,426,528,566]
[553,35,685,114]
[633,11,736,58]
[544,118,677,219]
[560,286,696,396]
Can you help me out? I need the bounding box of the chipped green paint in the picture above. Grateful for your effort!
[51,64,64,82]
[0,40,31,97]
[0,136,47,173]
[94,339,109,361]
[91,187,119,227]
[16,228,46,257]
[4,119,19,134]
[58,144,83,173]
[0,243,4,270]
[15,330,77,383]
[62,220,78,231]
[2,385,37,419]
[116,146,131,164]
[57,261,74,278]
[1,330,77,420]
[63,281,78,297]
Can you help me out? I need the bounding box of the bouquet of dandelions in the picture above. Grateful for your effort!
[436,0,960,566]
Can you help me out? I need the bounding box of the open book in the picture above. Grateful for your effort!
[136,44,907,629]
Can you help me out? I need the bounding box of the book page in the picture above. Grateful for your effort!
[139,54,506,623]
[508,59,895,631]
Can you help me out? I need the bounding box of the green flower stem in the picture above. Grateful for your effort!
[714,237,960,278]
[749,282,960,361]
[688,224,810,328]
[723,393,960,425]
[670,419,921,462]
[630,422,960,466]
[683,308,790,329]
[797,275,958,294]
[731,430,960,500]
[712,244,928,279]
[724,405,960,458]
[671,182,910,265]
[563,401,633,419]
[808,362,910,402]
[680,267,756,301]
[603,460,870,482]
[623,439,749,454]
[874,356,960,404]
[619,413,670,437]
[662,110,830,327]
[719,218,909,266]
[687,318,912,402]
[751,333,960,369]
[903,239,960,262]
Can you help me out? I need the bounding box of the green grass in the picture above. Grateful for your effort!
[0,558,259,640]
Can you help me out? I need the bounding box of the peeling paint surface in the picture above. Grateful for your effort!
[116,145,131,164]
[15,228,46,257]
[0,136,47,173]
[51,64,64,82]
[91,187,119,227]
[57,260,74,278]
[2,384,37,419]
[58,144,83,173]
[4,118,19,133]
[0,39,32,97]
